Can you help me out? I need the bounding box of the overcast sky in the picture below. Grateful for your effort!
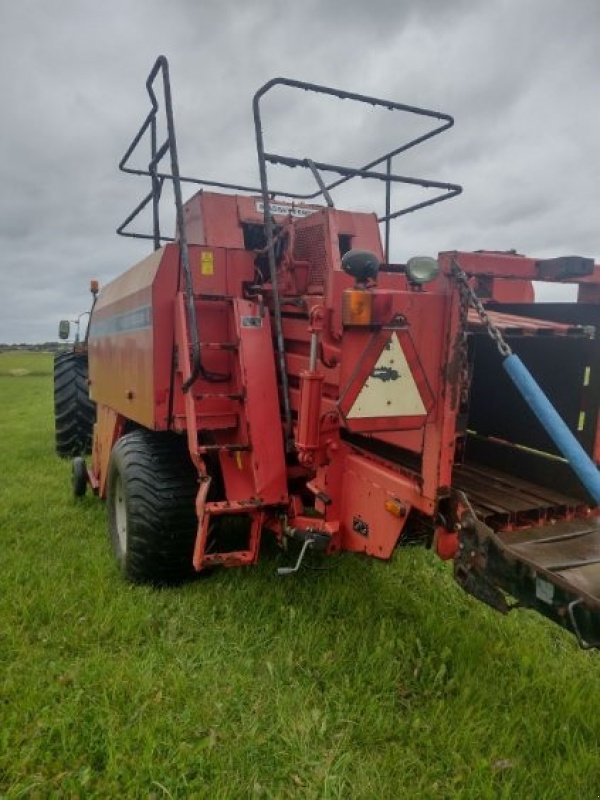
[1,0,598,343]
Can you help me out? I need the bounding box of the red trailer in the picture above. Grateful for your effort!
[63,58,600,649]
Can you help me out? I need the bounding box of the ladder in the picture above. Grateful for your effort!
[174,291,287,569]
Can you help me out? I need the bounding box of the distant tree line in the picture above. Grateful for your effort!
[0,343,63,353]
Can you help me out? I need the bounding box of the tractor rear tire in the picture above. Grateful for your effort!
[54,352,95,458]
[106,429,198,585]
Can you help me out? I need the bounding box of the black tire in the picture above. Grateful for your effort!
[106,429,198,585]
[54,352,95,458]
[72,457,88,497]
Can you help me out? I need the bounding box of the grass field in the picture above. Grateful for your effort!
[1,351,600,799]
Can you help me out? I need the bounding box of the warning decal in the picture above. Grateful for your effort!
[200,251,214,275]
[347,332,427,419]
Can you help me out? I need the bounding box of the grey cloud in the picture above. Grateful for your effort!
[1,0,598,341]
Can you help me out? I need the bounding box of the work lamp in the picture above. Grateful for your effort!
[406,256,440,285]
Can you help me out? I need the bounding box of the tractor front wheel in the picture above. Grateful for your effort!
[106,429,198,585]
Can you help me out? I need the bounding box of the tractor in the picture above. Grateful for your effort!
[53,287,98,459]
[59,57,600,648]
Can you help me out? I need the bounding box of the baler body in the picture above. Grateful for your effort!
[81,58,600,647]
[89,191,600,614]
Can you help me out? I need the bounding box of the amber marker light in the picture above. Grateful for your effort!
[384,498,406,518]
[342,289,373,325]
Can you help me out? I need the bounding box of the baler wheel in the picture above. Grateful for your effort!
[53,352,95,458]
[106,429,198,585]
[72,457,88,497]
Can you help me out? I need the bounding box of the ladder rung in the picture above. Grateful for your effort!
[199,341,239,351]
[197,443,250,453]
[195,392,244,401]
[206,500,264,514]
[202,550,255,567]
[194,293,234,302]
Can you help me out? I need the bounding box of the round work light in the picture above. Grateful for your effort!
[406,256,440,285]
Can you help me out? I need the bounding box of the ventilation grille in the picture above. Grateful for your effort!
[293,223,329,290]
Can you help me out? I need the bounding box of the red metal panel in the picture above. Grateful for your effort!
[332,209,383,260]
[225,249,255,295]
[172,246,234,428]
[440,251,540,279]
[183,191,244,249]
[475,276,534,304]
[339,452,421,557]
[90,403,125,498]
[189,245,228,294]
[441,252,600,291]
[233,298,287,504]
[420,281,462,500]
[88,249,163,427]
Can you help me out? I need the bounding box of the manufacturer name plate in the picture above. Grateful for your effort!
[255,201,316,218]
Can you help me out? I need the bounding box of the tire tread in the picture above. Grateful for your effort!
[107,429,198,585]
[53,352,95,457]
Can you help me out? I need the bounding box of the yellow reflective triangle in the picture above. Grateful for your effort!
[347,332,426,419]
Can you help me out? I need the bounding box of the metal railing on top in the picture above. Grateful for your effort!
[117,56,229,389]
[116,57,462,426]
[251,77,462,442]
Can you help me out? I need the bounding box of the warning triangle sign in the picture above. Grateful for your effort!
[347,332,427,419]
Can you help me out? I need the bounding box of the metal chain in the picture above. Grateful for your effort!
[455,266,471,409]
[451,260,513,358]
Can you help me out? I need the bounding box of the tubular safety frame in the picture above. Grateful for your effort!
[116,58,462,411]
[252,77,462,443]
[117,56,230,390]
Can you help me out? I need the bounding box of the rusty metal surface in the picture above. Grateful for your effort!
[453,462,583,523]
[454,500,600,647]
[467,308,592,337]
[496,517,600,608]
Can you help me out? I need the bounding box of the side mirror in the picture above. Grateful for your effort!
[58,320,70,340]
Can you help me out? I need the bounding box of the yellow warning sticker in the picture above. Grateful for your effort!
[200,251,214,276]
[578,411,586,431]
[583,366,591,387]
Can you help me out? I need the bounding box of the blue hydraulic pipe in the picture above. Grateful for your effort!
[503,353,600,505]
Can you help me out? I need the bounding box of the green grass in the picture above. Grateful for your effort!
[1,351,600,799]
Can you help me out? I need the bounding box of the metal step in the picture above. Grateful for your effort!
[197,443,250,453]
[194,293,234,302]
[195,392,244,401]
[193,502,264,570]
[199,341,239,351]
[202,550,256,567]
